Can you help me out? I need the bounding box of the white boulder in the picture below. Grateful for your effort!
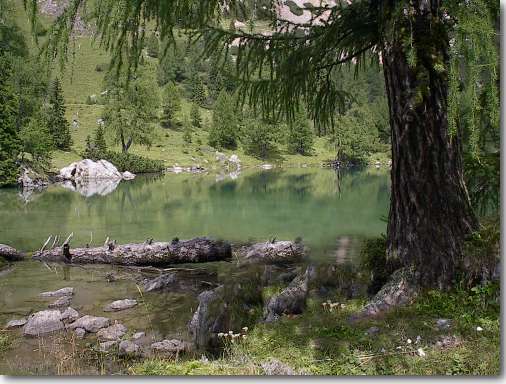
[59,159,135,181]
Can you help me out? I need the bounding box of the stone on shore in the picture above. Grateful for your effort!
[23,310,64,337]
[99,340,119,352]
[151,339,191,355]
[40,287,74,297]
[74,328,86,339]
[104,299,137,312]
[67,315,110,333]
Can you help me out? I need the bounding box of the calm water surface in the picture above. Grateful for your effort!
[0,168,389,262]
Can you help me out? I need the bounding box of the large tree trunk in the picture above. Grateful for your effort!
[381,1,478,289]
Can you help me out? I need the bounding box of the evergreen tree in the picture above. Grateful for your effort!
[286,109,313,155]
[94,124,107,153]
[190,103,202,128]
[243,119,278,159]
[160,82,181,128]
[0,54,21,186]
[189,73,207,107]
[182,114,192,144]
[209,90,238,150]
[20,112,53,167]
[47,78,72,150]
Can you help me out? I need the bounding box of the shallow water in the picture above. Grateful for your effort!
[0,168,390,374]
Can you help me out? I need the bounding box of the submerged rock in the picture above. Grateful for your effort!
[67,315,110,333]
[243,240,305,265]
[264,267,312,322]
[48,296,72,308]
[104,299,137,312]
[97,323,127,341]
[40,287,74,297]
[118,340,140,356]
[5,318,27,329]
[151,339,191,355]
[99,340,118,352]
[0,244,24,262]
[189,286,226,349]
[60,307,79,323]
[74,328,86,339]
[23,310,64,337]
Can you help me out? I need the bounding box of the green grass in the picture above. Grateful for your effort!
[130,284,500,376]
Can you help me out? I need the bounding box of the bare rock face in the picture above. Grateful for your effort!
[60,307,79,323]
[48,296,72,308]
[23,310,64,337]
[6,318,27,329]
[118,340,140,356]
[264,267,312,322]
[151,339,191,355]
[17,167,48,191]
[97,323,127,341]
[103,299,137,312]
[40,287,74,298]
[67,315,110,333]
[0,244,24,262]
[243,240,305,265]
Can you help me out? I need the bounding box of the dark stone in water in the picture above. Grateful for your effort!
[264,267,312,322]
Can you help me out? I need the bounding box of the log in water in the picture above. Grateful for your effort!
[32,237,232,266]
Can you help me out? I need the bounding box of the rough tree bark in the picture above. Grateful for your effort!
[33,238,232,266]
[381,1,478,288]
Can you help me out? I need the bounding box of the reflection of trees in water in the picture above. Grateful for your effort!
[283,172,315,198]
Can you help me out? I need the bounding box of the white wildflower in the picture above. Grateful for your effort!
[417,348,426,357]
[476,326,483,332]
[407,338,412,344]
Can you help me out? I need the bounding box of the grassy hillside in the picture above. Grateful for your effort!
[14,1,389,173]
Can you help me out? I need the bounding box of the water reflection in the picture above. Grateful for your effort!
[0,168,390,263]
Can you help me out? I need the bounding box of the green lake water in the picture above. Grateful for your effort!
[0,168,390,263]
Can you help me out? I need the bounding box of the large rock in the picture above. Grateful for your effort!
[243,240,305,265]
[151,339,191,355]
[97,323,127,341]
[40,287,74,297]
[59,159,124,181]
[99,340,118,352]
[264,267,312,322]
[0,244,24,261]
[60,307,79,323]
[67,315,110,333]
[104,299,137,312]
[23,310,64,337]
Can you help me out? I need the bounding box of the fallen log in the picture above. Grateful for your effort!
[0,244,24,261]
[32,237,232,266]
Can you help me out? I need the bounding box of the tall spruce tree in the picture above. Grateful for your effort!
[47,78,72,150]
[286,109,313,155]
[209,90,238,150]
[0,54,21,186]
[190,103,202,128]
[160,82,181,128]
